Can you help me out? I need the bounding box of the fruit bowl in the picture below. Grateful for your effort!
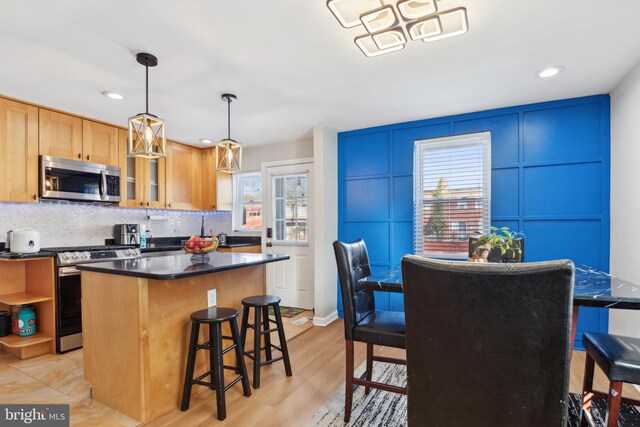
[184,235,219,255]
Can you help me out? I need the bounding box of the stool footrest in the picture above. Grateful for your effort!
[260,355,284,366]
[222,344,237,355]
[224,375,243,392]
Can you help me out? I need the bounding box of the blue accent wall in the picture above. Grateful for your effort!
[337,95,611,350]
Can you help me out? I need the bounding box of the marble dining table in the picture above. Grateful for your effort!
[359,263,640,347]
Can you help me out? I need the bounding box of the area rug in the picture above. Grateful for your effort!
[304,362,640,426]
[269,306,306,318]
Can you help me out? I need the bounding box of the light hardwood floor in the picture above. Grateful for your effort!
[1,320,639,426]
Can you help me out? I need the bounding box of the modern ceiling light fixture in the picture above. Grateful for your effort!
[128,52,166,159]
[327,0,469,57]
[216,93,242,173]
[200,139,214,144]
[101,91,125,100]
[538,66,564,78]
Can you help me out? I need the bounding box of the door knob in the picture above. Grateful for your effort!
[140,201,144,206]
[77,153,81,159]
[86,155,90,161]
[32,194,37,200]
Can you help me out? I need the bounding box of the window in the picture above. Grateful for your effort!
[233,172,262,231]
[414,132,491,258]
[272,174,308,242]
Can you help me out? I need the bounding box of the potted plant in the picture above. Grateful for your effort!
[469,226,524,263]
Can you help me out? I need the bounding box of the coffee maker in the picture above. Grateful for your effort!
[114,224,141,246]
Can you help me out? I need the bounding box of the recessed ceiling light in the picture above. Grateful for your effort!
[537,66,564,78]
[200,139,214,144]
[101,91,125,100]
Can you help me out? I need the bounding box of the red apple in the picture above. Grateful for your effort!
[185,241,196,249]
[197,240,210,248]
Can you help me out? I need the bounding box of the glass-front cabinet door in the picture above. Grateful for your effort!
[118,129,165,208]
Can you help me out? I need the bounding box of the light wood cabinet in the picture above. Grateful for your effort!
[217,245,261,253]
[0,98,39,202]
[166,141,201,210]
[39,109,119,167]
[118,129,166,209]
[0,258,56,359]
[201,147,233,211]
[82,120,118,165]
[39,109,83,161]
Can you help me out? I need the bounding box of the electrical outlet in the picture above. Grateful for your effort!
[207,289,217,307]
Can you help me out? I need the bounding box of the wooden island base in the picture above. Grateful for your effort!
[82,264,266,423]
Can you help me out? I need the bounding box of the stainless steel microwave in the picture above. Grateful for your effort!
[40,155,121,203]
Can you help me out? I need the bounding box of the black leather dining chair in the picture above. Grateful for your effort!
[401,256,574,426]
[468,236,524,262]
[333,239,406,423]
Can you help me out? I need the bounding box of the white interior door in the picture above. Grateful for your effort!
[263,162,314,309]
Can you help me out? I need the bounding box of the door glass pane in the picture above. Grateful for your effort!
[272,173,308,243]
[126,157,136,200]
[150,159,159,202]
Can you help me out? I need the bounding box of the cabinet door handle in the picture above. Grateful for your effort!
[168,203,172,208]
[77,153,82,159]
[140,201,144,207]
[32,194,37,200]
[86,155,90,161]
[146,202,150,207]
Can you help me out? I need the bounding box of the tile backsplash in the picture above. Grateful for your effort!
[0,202,231,247]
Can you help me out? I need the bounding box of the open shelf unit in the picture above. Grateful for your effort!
[0,257,56,359]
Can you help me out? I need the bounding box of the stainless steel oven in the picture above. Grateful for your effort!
[40,155,121,203]
[52,246,141,352]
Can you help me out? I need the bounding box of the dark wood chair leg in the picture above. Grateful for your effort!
[230,317,251,397]
[273,304,292,377]
[580,353,595,427]
[262,306,273,362]
[211,323,226,421]
[365,343,373,395]
[345,339,354,423]
[605,381,623,427]
[253,306,262,388]
[180,322,200,411]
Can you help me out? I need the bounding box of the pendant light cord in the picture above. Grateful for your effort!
[227,97,231,140]
[145,61,149,115]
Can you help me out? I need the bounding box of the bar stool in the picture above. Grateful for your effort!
[181,307,251,421]
[240,295,293,388]
[581,332,640,427]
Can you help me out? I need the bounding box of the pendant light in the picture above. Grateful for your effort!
[128,52,167,158]
[216,93,242,173]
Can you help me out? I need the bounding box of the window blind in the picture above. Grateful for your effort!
[414,132,491,258]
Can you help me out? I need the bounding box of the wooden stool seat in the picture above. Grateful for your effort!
[181,307,251,421]
[190,307,239,323]
[240,295,292,388]
[241,295,281,307]
[581,332,640,427]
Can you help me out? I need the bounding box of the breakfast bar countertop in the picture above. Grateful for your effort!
[76,252,289,280]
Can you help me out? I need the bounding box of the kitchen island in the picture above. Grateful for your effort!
[77,252,289,423]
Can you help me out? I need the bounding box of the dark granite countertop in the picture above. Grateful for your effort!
[77,252,288,280]
[0,251,56,260]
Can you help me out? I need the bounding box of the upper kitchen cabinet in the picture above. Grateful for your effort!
[0,98,39,202]
[39,109,119,167]
[38,109,82,161]
[166,141,201,210]
[201,147,232,211]
[118,129,165,209]
[82,120,118,166]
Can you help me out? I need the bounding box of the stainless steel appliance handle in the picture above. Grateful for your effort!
[100,170,107,199]
[58,267,81,277]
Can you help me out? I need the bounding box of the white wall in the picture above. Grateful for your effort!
[242,139,313,172]
[312,125,339,326]
[610,60,640,339]
[0,202,231,247]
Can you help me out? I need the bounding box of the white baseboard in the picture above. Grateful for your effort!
[313,311,339,327]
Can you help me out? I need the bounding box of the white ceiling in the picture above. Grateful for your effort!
[1,0,640,148]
